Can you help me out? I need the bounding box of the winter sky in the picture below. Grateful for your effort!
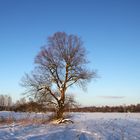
[0,0,140,106]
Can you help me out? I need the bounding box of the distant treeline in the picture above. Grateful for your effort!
[0,94,140,112]
[67,104,140,113]
[1,103,140,113]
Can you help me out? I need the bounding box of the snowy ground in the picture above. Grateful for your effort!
[0,112,140,140]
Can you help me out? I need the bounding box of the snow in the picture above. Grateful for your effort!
[0,112,140,140]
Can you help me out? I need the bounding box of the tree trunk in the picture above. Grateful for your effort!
[56,100,65,119]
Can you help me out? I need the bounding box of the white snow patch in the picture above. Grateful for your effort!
[0,112,140,140]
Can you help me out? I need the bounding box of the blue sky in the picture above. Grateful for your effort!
[0,0,140,106]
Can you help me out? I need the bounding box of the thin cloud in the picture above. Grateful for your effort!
[98,96,125,99]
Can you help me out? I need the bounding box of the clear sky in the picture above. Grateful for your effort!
[0,0,140,106]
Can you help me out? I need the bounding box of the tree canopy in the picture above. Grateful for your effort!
[21,32,96,118]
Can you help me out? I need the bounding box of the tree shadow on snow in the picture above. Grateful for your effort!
[27,128,95,140]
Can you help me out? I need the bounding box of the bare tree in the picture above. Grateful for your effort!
[0,95,13,110]
[21,32,96,119]
[64,94,79,111]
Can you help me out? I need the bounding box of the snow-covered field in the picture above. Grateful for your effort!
[0,112,140,140]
